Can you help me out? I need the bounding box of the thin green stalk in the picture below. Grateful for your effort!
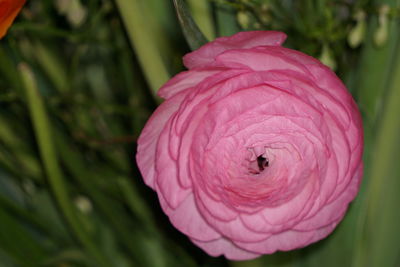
[33,41,70,94]
[187,0,215,40]
[0,115,42,180]
[0,46,21,89]
[19,63,111,267]
[356,1,400,123]
[173,0,208,50]
[216,5,239,37]
[114,0,169,98]
[117,178,155,229]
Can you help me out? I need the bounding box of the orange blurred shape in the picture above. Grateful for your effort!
[0,0,26,39]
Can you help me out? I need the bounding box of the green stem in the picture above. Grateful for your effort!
[114,0,169,98]
[117,178,155,229]
[216,5,239,37]
[33,41,70,94]
[187,0,215,40]
[19,63,111,267]
[173,0,209,50]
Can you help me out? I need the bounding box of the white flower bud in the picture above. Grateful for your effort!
[348,10,366,48]
[319,44,337,71]
[374,5,390,47]
[74,195,93,214]
[55,0,70,14]
[237,11,250,29]
[67,0,87,28]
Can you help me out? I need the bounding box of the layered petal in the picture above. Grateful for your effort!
[136,92,186,188]
[191,237,260,260]
[183,31,286,69]
[157,191,221,242]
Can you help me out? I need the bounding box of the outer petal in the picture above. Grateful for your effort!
[215,48,311,75]
[158,69,223,99]
[293,164,362,231]
[233,222,337,254]
[183,31,286,69]
[136,92,186,189]
[195,188,238,222]
[196,196,272,243]
[155,125,191,208]
[191,237,260,260]
[157,191,221,242]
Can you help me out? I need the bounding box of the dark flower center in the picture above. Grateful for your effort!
[248,154,269,175]
[257,155,269,172]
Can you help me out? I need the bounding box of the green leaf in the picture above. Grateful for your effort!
[52,128,166,266]
[173,0,208,50]
[32,41,70,94]
[350,1,400,266]
[353,39,400,267]
[216,5,239,37]
[41,249,92,266]
[0,207,46,266]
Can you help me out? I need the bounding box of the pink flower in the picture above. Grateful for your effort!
[136,31,363,260]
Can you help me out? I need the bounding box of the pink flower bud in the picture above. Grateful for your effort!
[136,31,363,260]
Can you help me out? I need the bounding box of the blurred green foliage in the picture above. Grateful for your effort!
[0,0,399,266]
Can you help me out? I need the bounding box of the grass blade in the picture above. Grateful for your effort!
[114,0,170,97]
[19,62,111,267]
[173,0,208,50]
[0,207,46,266]
[187,0,215,40]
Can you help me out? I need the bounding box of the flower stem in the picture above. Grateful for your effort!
[19,63,111,267]
[114,0,169,99]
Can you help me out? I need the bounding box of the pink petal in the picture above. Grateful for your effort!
[215,48,310,75]
[196,198,273,242]
[136,92,186,189]
[195,188,238,222]
[191,237,261,260]
[157,191,221,242]
[260,174,317,226]
[158,69,223,99]
[233,222,337,254]
[239,212,277,234]
[155,124,191,208]
[183,31,286,69]
[294,164,362,230]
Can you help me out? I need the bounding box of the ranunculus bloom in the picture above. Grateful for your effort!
[136,31,363,260]
[0,0,26,39]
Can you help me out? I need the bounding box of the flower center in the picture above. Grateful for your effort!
[247,147,270,175]
[257,155,269,172]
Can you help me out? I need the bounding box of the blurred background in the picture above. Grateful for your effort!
[0,0,399,266]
